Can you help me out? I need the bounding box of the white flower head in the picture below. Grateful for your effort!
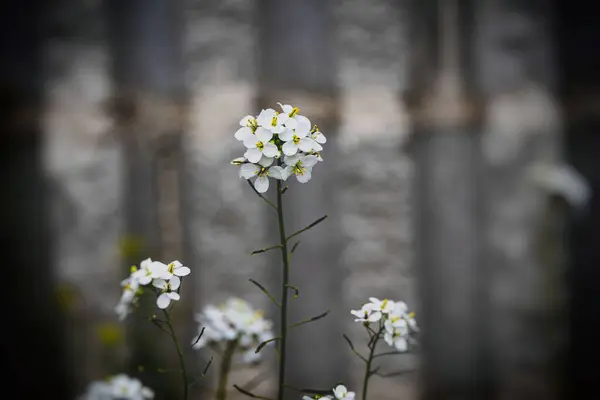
[80,374,154,400]
[283,154,319,183]
[132,258,166,285]
[235,115,259,141]
[257,108,288,134]
[239,163,288,193]
[309,124,327,144]
[160,260,191,280]
[333,385,355,400]
[368,297,395,314]
[350,303,381,323]
[243,127,280,163]
[153,276,181,309]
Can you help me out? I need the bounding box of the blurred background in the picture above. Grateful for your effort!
[2,0,599,399]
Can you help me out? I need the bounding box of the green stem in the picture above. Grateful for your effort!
[162,309,189,400]
[276,179,290,400]
[362,325,383,400]
[216,340,238,400]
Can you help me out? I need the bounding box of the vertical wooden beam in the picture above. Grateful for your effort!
[406,0,492,398]
[105,0,193,396]
[256,0,348,394]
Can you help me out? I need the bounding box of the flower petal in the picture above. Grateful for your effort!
[152,279,167,289]
[296,168,312,183]
[240,163,260,179]
[239,115,255,126]
[395,337,408,352]
[169,276,181,290]
[242,134,259,148]
[258,156,274,167]
[157,293,171,309]
[255,127,273,142]
[295,115,311,135]
[311,140,324,152]
[279,128,294,141]
[244,148,263,163]
[302,155,319,168]
[167,292,181,301]
[174,266,191,276]
[282,141,298,156]
[234,126,254,141]
[254,175,269,193]
[297,138,314,152]
[314,132,327,144]
[230,157,246,165]
[138,275,152,285]
[268,166,287,180]
[284,118,297,130]
[262,142,280,158]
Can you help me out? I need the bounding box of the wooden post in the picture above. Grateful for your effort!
[104,0,194,397]
[405,0,493,398]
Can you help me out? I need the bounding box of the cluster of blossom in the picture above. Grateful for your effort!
[79,374,154,400]
[192,298,274,363]
[115,258,191,320]
[302,385,355,400]
[231,103,327,193]
[350,297,418,352]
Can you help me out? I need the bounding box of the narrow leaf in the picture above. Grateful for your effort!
[255,336,281,354]
[342,334,367,363]
[233,385,273,400]
[290,241,300,254]
[249,279,281,307]
[191,327,206,347]
[288,309,330,329]
[286,215,328,242]
[250,244,281,255]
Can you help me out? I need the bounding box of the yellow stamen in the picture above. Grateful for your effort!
[289,107,300,117]
[271,116,278,126]
[256,141,264,150]
[293,135,300,144]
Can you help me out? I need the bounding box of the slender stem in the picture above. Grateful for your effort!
[162,309,189,400]
[216,340,238,400]
[276,179,290,400]
[362,325,383,400]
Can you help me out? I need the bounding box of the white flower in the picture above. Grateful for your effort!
[239,163,288,193]
[132,258,166,285]
[333,385,355,400]
[368,297,395,314]
[234,115,258,141]
[350,303,381,323]
[80,375,153,400]
[243,127,280,162]
[309,124,327,144]
[115,274,141,321]
[279,127,316,156]
[283,154,319,183]
[257,108,288,134]
[153,276,181,309]
[159,260,191,280]
[277,102,311,132]
[384,330,408,352]
[231,157,246,165]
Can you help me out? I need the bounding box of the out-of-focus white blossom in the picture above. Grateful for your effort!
[302,385,355,400]
[193,298,274,364]
[350,297,418,352]
[79,374,154,400]
[232,103,325,192]
[115,259,191,319]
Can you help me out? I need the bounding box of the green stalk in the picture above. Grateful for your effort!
[216,340,238,400]
[276,179,290,400]
[162,309,189,400]
[362,324,384,400]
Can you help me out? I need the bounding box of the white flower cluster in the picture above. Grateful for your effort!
[350,297,418,352]
[232,103,326,193]
[79,374,154,400]
[302,385,355,400]
[192,298,274,364]
[115,258,191,320]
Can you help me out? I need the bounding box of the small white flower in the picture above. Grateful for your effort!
[231,157,246,165]
[368,297,395,314]
[283,154,319,183]
[350,303,381,323]
[159,260,191,280]
[309,124,327,144]
[153,276,181,309]
[234,115,258,141]
[243,127,280,162]
[239,163,288,193]
[384,330,408,352]
[279,127,315,156]
[276,102,311,132]
[80,374,154,400]
[257,108,288,134]
[333,385,355,400]
[132,258,166,285]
